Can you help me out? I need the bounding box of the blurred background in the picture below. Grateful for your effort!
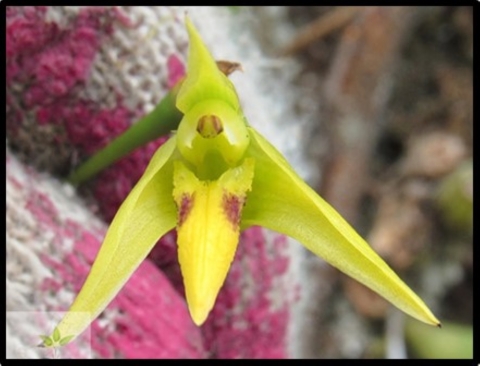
[261,6,473,359]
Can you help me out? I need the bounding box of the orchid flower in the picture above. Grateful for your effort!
[49,17,439,346]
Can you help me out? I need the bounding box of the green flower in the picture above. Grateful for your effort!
[52,17,440,344]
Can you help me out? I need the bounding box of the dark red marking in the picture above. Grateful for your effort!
[222,192,245,228]
[178,193,194,227]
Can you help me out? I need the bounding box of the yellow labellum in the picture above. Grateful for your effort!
[173,158,255,325]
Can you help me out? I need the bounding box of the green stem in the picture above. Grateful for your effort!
[68,88,182,185]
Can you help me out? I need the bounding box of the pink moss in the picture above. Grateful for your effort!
[24,27,99,105]
[87,54,184,222]
[39,277,64,294]
[167,54,185,89]
[7,7,115,102]
[201,226,291,358]
[25,191,59,231]
[92,136,168,222]
[17,162,204,358]
[6,6,133,155]
[29,200,204,358]
[7,175,24,190]
[148,231,185,295]
[6,6,177,224]
[66,103,133,154]
[6,7,54,82]
[111,7,135,28]
[105,260,205,358]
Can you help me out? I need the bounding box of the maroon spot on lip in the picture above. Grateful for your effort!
[178,193,194,227]
[222,192,245,228]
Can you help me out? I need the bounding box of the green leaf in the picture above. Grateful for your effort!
[43,337,54,347]
[52,327,61,342]
[242,127,440,326]
[55,137,178,340]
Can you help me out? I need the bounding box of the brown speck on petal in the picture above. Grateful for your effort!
[178,194,194,227]
[222,192,245,228]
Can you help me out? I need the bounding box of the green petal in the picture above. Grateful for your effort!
[242,127,440,327]
[176,17,240,113]
[52,327,60,342]
[175,17,249,173]
[43,337,53,348]
[54,137,178,343]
